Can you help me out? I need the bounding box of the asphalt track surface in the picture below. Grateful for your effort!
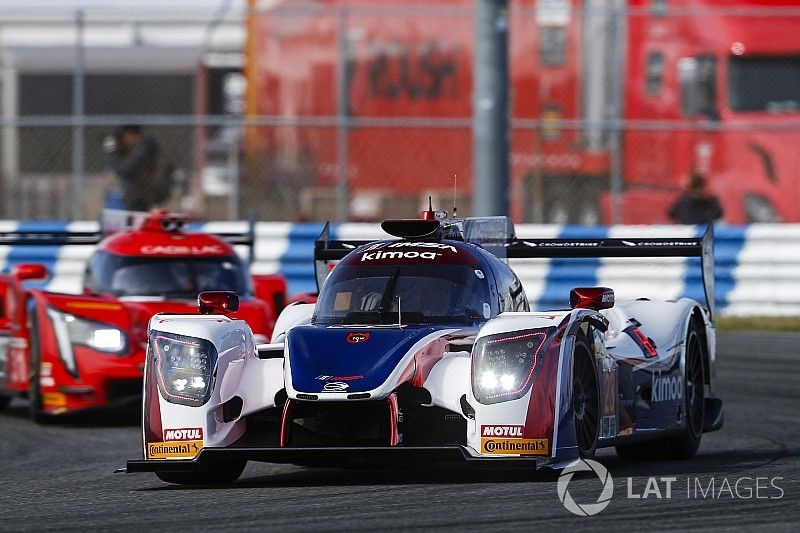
[0,332,798,532]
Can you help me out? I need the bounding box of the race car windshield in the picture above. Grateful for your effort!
[314,264,490,325]
[86,251,250,298]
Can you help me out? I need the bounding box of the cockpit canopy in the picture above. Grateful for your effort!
[314,262,492,325]
[85,251,250,298]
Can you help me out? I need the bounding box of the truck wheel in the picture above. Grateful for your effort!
[156,459,246,486]
[573,337,599,459]
[616,321,705,460]
[0,395,10,410]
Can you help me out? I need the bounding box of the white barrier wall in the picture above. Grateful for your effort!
[0,221,795,317]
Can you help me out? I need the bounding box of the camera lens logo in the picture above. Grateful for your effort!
[557,459,614,516]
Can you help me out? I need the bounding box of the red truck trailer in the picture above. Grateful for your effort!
[244,0,800,224]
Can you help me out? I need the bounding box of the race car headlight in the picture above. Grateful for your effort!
[472,328,553,404]
[151,331,217,407]
[47,308,128,376]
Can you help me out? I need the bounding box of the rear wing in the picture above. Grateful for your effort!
[314,223,715,319]
[0,213,258,263]
[506,225,715,319]
[313,223,372,292]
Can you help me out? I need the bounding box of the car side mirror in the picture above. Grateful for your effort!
[13,263,48,281]
[570,287,614,311]
[198,291,239,315]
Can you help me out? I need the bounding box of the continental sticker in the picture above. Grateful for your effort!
[147,440,203,460]
[481,438,549,455]
[42,391,67,408]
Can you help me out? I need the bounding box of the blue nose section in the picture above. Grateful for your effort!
[287,325,443,393]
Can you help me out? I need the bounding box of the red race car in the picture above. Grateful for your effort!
[0,210,286,422]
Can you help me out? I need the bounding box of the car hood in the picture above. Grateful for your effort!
[286,324,461,394]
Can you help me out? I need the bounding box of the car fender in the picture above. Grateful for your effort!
[422,350,472,419]
[271,303,315,343]
[144,314,256,455]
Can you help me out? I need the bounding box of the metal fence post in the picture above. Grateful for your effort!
[608,1,627,226]
[72,8,86,221]
[0,52,19,219]
[335,7,350,223]
[473,0,509,217]
[227,126,240,220]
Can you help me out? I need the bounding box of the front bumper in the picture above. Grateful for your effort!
[126,446,543,473]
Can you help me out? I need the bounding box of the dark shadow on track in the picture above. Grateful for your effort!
[2,398,140,427]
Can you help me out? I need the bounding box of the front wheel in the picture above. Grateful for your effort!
[156,459,246,486]
[27,315,51,424]
[573,337,599,459]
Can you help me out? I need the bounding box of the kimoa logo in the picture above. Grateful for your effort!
[361,250,441,261]
[651,372,683,402]
[557,459,614,516]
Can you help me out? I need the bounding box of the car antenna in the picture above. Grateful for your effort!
[397,295,402,328]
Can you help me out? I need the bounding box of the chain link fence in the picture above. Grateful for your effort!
[2,2,800,224]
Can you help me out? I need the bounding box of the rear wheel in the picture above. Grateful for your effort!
[573,338,599,459]
[155,459,246,486]
[616,322,705,460]
[0,395,10,411]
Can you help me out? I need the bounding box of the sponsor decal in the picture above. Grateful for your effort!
[481,438,549,455]
[361,250,441,261]
[65,301,123,311]
[600,292,614,303]
[140,245,225,255]
[651,372,683,402]
[481,424,524,437]
[360,241,459,262]
[527,241,601,248]
[147,440,203,460]
[163,427,204,442]
[42,391,67,408]
[315,375,363,381]
[322,381,349,392]
[346,332,371,344]
[362,241,458,253]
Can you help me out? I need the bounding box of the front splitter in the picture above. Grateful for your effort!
[125,446,544,473]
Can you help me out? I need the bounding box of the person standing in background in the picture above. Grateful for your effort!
[668,171,724,224]
[104,125,161,211]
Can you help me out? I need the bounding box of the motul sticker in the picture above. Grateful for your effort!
[481,424,524,438]
[163,427,204,442]
[147,440,203,460]
[481,438,549,455]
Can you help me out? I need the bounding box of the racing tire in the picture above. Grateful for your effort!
[0,395,10,411]
[155,459,246,486]
[573,337,599,459]
[27,314,52,425]
[616,321,705,461]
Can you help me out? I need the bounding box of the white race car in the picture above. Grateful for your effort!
[126,213,723,484]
